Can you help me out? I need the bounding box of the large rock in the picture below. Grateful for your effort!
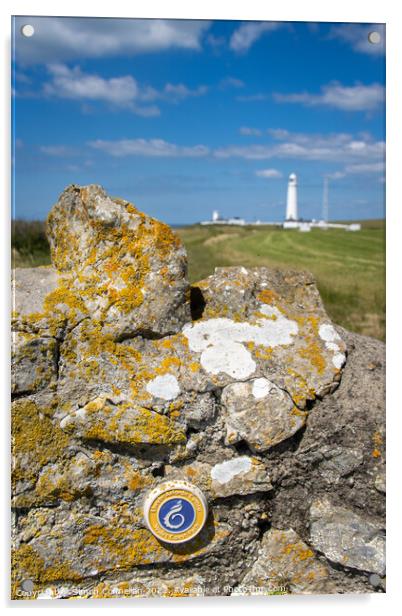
[45,184,191,339]
[11,186,385,599]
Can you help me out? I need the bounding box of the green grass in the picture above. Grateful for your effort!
[12,220,52,268]
[176,221,385,341]
[11,218,385,341]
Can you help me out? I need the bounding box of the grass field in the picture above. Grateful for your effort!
[12,219,385,341]
[176,221,385,341]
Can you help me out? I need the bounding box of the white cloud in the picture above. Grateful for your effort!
[206,34,226,50]
[220,77,245,89]
[273,82,385,112]
[44,64,140,104]
[345,162,385,174]
[326,161,385,181]
[329,24,385,56]
[42,64,207,116]
[79,129,384,167]
[88,138,210,158]
[230,21,282,52]
[39,145,77,157]
[255,169,283,178]
[214,130,385,163]
[240,127,262,136]
[14,17,211,64]
[236,93,268,102]
[162,83,208,102]
[267,128,355,146]
[326,171,346,180]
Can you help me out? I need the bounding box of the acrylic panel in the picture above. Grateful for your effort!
[11,16,385,600]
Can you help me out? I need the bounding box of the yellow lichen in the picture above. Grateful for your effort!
[64,397,186,447]
[257,289,280,304]
[298,339,326,374]
[12,399,69,490]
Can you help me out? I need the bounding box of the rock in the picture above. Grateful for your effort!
[11,185,385,598]
[187,267,346,401]
[12,265,82,338]
[374,467,386,493]
[237,528,330,594]
[12,397,69,498]
[12,332,58,394]
[12,504,232,583]
[59,395,186,447]
[317,446,364,484]
[310,497,385,575]
[209,456,272,497]
[46,184,190,338]
[12,266,59,331]
[165,456,273,499]
[221,378,306,451]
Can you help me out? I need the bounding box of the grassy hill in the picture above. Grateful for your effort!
[12,219,385,341]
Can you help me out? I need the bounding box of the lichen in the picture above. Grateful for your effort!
[12,399,69,490]
[298,339,326,374]
[61,397,186,446]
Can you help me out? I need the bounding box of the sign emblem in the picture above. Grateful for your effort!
[143,480,208,544]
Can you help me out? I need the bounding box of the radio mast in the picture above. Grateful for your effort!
[322,177,329,222]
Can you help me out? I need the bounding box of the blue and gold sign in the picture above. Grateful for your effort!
[143,480,208,544]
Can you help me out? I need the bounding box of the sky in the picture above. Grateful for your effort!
[12,17,385,224]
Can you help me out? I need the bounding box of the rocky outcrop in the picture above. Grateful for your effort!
[11,185,385,599]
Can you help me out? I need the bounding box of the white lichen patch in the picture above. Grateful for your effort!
[319,323,341,343]
[332,353,346,369]
[210,456,252,484]
[252,378,271,399]
[319,323,346,369]
[200,341,256,379]
[146,374,180,400]
[182,313,298,379]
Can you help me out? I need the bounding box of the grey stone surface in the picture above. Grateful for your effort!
[221,378,306,451]
[237,528,331,595]
[310,497,385,575]
[11,185,385,599]
[12,332,58,395]
[165,456,273,499]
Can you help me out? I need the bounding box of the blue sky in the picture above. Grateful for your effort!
[12,17,385,223]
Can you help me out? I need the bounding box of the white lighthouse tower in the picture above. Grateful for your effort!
[283,173,301,229]
[286,173,298,221]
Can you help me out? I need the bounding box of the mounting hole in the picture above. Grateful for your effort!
[368,31,381,45]
[21,24,35,38]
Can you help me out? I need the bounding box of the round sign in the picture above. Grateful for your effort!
[143,480,208,544]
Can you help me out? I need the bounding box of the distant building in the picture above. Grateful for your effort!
[285,173,298,221]
[283,173,302,229]
[199,173,361,231]
[200,210,246,226]
[282,173,361,232]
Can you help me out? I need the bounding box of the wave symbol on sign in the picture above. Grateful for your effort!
[163,500,185,530]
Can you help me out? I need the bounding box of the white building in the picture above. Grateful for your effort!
[283,173,302,229]
[285,173,298,221]
[199,172,361,231]
[282,172,361,232]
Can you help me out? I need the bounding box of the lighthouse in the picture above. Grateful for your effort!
[286,173,298,221]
